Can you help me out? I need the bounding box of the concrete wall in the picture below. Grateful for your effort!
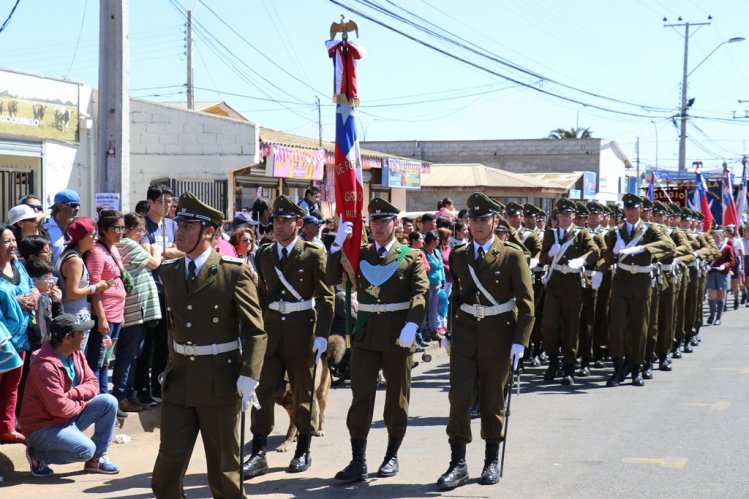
[126,98,257,213]
[405,187,558,215]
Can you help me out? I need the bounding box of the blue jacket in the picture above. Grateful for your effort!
[422,248,446,287]
[0,259,34,352]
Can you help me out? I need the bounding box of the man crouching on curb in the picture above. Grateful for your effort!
[20,313,120,477]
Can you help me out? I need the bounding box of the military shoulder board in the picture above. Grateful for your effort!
[162,258,180,265]
[505,241,521,251]
[221,256,245,264]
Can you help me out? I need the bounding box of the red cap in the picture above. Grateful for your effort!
[65,218,96,245]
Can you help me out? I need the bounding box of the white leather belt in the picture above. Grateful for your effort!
[173,339,240,356]
[660,263,676,272]
[551,264,583,274]
[268,298,315,314]
[358,301,410,313]
[687,261,700,268]
[617,263,653,274]
[532,266,546,273]
[460,299,516,320]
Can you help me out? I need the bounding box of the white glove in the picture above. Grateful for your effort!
[441,336,450,354]
[528,257,539,269]
[236,375,260,412]
[567,257,586,270]
[717,264,726,271]
[510,344,524,370]
[619,245,645,256]
[694,251,700,258]
[395,322,418,348]
[591,271,603,290]
[330,214,353,255]
[612,238,625,255]
[312,337,328,364]
[547,243,561,257]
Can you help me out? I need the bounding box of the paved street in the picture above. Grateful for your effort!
[2,303,748,498]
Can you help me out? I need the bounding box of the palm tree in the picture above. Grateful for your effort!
[548,127,593,139]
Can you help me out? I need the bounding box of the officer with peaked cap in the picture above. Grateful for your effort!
[586,201,611,368]
[152,192,267,499]
[438,192,534,490]
[243,195,334,477]
[539,198,599,386]
[327,197,428,482]
[602,194,674,387]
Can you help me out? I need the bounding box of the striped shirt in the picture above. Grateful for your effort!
[115,238,162,328]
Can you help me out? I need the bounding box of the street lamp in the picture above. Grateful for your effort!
[677,36,745,175]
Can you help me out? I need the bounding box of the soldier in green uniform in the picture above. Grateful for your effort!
[603,194,674,387]
[327,198,428,482]
[587,201,611,368]
[652,201,694,371]
[152,192,267,499]
[242,195,335,477]
[437,192,534,490]
[523,203,546,366]
[539,198,599,385]
[639,197,661,380]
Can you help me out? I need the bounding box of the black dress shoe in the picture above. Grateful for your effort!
[683,342,694,353]
[672,348,682,359]
[437,444,469,491]
[335,439,368,482]
[560,365,576,386]
[632,371,645,387]
[593,359,605,368]
[543,357,559,381]
[242,452,269,478]
[577,366,591,377]
[642,364,654,380]
[530,356,541,367]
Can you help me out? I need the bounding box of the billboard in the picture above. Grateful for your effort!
[653,179,725,224]
[0,70,80,143]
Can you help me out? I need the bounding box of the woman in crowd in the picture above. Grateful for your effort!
[18,236,53,263]
[421,230,446,342]
[114,213,162,412]
[8,204,43,248]
[706,227,735,326]
[725,226,744,310]
[229,225,258,283]
[742,224,749,307]
[0,224,38,444]
[437,227,453,334]
[250,197,273,240]
[84,210,127,396]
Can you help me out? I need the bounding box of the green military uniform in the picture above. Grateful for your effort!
[327,197,428,482]
[655,202,695,371]
[539,198,600,385]
[640,197,662,380]
[577,201,607,376]
[438,192,534,490]
[245,195,334,475]
[603,194,674,387]
[521,203,545,365]
[152,192,267,499]
[592,204,613,366]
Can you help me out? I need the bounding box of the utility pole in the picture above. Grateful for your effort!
[663,17,711,176]
[187,10,194,110]
[97,0,130,211]
[316,96,322,147]
[635,136,640,194]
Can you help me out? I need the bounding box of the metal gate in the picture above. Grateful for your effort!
[151,178,228,218]
[0,170,34,223]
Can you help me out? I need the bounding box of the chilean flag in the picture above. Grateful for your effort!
[722,167,739,227]
[328,40,365,283]
[736,156,748,223]
[694,166,714,232]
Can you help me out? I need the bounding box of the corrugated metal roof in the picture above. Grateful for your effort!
[422,163,567,192]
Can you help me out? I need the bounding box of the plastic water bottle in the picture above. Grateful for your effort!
[102,334,113,348]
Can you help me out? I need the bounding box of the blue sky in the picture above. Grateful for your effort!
[2,0,748,174]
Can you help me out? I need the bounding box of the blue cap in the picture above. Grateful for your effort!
[232,211,255,228]
[54,189,80,205]
[302,215,322,226]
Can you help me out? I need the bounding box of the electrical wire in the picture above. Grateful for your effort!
[64,0,88,77]
[0,0,21,34]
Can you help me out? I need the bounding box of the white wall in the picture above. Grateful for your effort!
[598,142,628,202]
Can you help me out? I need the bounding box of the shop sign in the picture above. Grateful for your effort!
[0,70,80,142]
[383,158,422,189]
[264,144,324,180]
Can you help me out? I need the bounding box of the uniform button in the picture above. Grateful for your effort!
[309,319,314,323]
[281,317,286,321]
[228,359,232,363]
[189,356,195,361]
[187,305,193,310]
[299,278,303,282]
[214,305,218,309]
[167,307,171,311]
[213,317,219,323]
[281,290,286,294]
[186,322,192,328]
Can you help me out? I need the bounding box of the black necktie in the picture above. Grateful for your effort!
[378,246,387,259]
[187,260,197,290]
[281,247,288,267]
[477,247,485,262]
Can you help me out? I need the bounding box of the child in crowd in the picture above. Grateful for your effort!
[25,258,63,347]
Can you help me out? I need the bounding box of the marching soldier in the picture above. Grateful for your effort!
[437,192,534,490]
[639,197,661,380]
[327,198,429,482]
[539,198,599,385]
[523,203,546,365]
[243,195,334,477]
[603,194,674,387]
[578,201,607,376]
[587,202,611,368]
[152,192,267,499]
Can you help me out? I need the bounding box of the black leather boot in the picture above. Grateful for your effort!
[683,337,694,353]
[642,361,654,380]
[560,364,576,386]
[606,358,622,387]
[288,434,311,473]
[376,436,402,477]
[577,357,591,377]
[543,355,559,381]
[242,436,269,478]
[658,353,672,371]
[335,439,367,482]
[631,365,645,387]
[671,341,683,359]
[437,443,469,490]
[480,442,500,485]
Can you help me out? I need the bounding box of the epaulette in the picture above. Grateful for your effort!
[162,258,180,265]
[221,256,244,264]
[302,240,322,250]
[453,241,468,250]
[259,242,273,251]
[505,242,522,251]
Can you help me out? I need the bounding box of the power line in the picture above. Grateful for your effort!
[0,0,21,34]
[64,0,88,77]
